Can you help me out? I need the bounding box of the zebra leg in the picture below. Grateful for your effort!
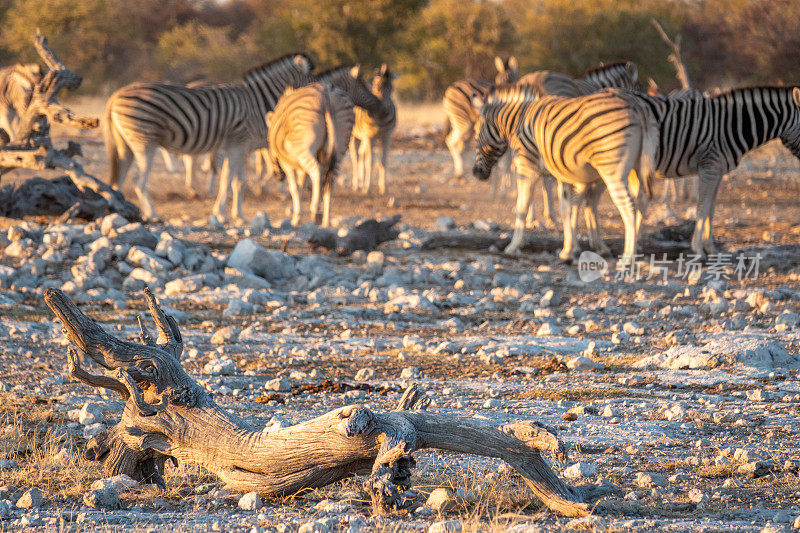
[445,123,464,179]
[378,133,390,195]
[132,146,158,222]
[304,161,323,226]
[284,167,302,226]
[559,183,586,262]
[212,156,233,223]
[182,155,199,199]
[693,167,722,257]
[160,147,176,173]
[349,137,360,191]
[541,174,557,229]
[585,182,610,256]
[504,176,534,255]
[603,169,638,266]
[229,151,248,225]
[207,153,220,198]
[114,143,135,190]
[359,138,373,194]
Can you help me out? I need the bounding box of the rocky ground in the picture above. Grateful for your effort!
[1,116,800,531]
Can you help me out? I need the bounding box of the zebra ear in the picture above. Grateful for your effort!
[350,65,360,79]
[508,56,518,71]
[265,111,274,127]
[793,87,800,108]
[494,56,505,72]
[294,55,310,72]
[380,63,388,76]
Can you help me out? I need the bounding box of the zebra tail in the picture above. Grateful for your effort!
[103,102,120,187]
[323,104,338,179]
[638,109,658,200]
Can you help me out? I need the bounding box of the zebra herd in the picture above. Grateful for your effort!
[104,54,396,225]
[2,52,800,267]
[450,57,800,263]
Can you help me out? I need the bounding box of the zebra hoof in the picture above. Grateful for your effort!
[503,246,522,257]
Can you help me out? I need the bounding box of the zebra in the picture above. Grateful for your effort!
[350,63,397,194]
[504,62,642,244]
[472,85,658,264]
[579,86,800,258]
[443,56,519,183]
[0,63,42,143]
[266,82,355,227]
[104,53,314,222]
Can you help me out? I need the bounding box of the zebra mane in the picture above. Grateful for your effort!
[488,83,539,104]
[243,53,315,82]
[583,61,632,78]
[315,64,357,82]
[710,85,797,99]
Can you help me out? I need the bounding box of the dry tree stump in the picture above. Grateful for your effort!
[45,287,598,517]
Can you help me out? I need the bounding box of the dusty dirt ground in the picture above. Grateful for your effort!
[1,98,800,531]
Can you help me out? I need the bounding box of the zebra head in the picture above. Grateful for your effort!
[494,56,519,85]
[780,87,800,159]
[315,64,382,114]
[471,94,507,181]
[373,64,395,99]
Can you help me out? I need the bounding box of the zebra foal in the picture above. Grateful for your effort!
[267,83,355,227]
[473,86,658,264]
[0,63,42,143]
[104,53,313,222]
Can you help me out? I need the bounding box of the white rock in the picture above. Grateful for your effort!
[434,216,456,231]
[636,472,667,488]
[708,298,729,315]
[203,357,237,376]
[78,402,103,425]
[84,486,120,510]
[540,289,560,307]
[537,322,562,336]
[400,366,421,380]
[482,398,501,409]
[91,474,138,493]
[776,311,800,328]
[623,321,644,335]
[425,487,455,512]
[566,356,604,371]
[224,298,255,316]
[227,239,297,280]
[688,488,707,503]
[265,378,291,392]
[563,462,598,479]
[354,368,375,381]
[100,214,128,235]
[211,326,240,344]
[0,500,9,518]
[16,488,41,508]
[428,520,462,533]
[238,491,263,510]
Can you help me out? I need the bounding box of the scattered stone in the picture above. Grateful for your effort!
[636,472,667,488]
[84,486,120,510]
[434,216,456,232]
[265,378,291,392]
[78,402,103,426]
[688,488,707,503]
[227,239,297,280]
[428,520,462,533]
[16,488,41,509]
[354,368,375,381]
[211,326,240,345]
[91,474,138,494]
[566,356,604,371]
[238,491,262,511]
[425,488,455,512]
[563,462,598,479]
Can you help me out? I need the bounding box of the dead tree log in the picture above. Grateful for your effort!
[309,215,402,256]
[45,287,595,517]
[420,222,695,259]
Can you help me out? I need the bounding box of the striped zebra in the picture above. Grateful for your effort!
[350,63,397,194]
[503,62,641,243]
[473,85,658,264]
[580,86,800,257]
[0,63,42,143]
[104,53,314,222]
[443,56,519,181]
[266,83,355,227]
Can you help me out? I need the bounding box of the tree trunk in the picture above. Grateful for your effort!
[44,287,596,517]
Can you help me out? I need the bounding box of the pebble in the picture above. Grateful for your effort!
[563,462,598,479]
[238,491,263,511]
[16,488,41,509]
[482,398,501,409]
[566,356,604,371]
[636,472,667,488]
[264,378,292,392]
[78,402,103,426]
[687,488,707,503]
[425,488,455,512]
[84,486,120,510]
[354,368,375,381]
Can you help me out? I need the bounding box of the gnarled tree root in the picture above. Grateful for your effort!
[45,287,593,517]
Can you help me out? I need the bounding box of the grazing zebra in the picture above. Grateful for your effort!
[0,63,42,143]
[104,53,314,222]
[443,56,519,181]
[580,86,800,257]
[473,85,658,264]
[350,63,397,194]
[266,83,355,227]
[503,62,642,244]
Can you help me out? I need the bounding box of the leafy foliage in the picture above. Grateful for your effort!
[1,0,799,97]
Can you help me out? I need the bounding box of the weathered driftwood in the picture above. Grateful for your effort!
[651,18,691,91]
[45,287,596,517]
[309,214,402,256]
[421,222,695,259]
